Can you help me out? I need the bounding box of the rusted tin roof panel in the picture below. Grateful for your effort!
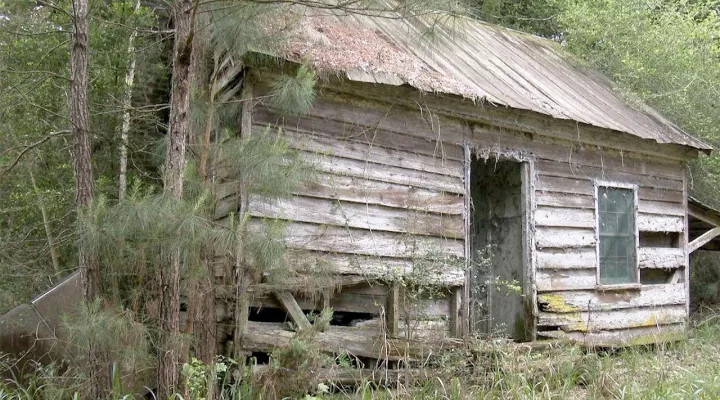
[281,9,712,152]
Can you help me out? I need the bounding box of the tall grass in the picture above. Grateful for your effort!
[4,317,720,399]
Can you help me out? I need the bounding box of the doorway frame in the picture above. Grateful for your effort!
[462,145,536,340]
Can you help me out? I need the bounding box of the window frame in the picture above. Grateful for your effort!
[594,181,640,288]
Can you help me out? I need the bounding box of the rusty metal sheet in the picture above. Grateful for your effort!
[281,8,712,152]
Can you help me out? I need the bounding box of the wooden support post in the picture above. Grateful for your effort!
[462,142,472,337]
[233,79,254,362]
[274,291,312,331]
[688,227,720,253]
[386,282,399,338]
[521,161,537,341]
[449,286,462,337]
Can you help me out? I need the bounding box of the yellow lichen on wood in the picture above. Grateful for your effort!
[633,311,673,329]
[628,330,687,346]
[537,293,580,313]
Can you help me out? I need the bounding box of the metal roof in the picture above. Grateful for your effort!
[279,9,712,152]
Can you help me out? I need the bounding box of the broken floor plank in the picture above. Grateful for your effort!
[240,321,460,361]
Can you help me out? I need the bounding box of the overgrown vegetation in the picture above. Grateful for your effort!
[5,315,720,399]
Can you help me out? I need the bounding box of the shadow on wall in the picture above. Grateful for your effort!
[691,251,720,309]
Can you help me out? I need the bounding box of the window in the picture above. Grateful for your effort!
[597,185,638,285]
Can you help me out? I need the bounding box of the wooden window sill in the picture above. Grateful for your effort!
[595,283,642,291]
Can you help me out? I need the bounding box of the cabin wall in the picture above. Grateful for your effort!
[215,74,690,349]
[467,123,688,345]
[214,79,469,345]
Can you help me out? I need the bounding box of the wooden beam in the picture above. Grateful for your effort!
[241,321,457,361]
[233,79,253,361]
[689,204,720,227]
[274,292,312,331]
[386,283,399,338]
[462,142,471,337]
[688,227,720,253]
[668,269,684,284]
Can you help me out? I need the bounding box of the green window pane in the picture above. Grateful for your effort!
[598,187,636,285]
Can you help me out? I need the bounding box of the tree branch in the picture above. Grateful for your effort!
[0,131,71,177]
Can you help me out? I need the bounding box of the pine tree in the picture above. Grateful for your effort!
[69,0,112,397]
[157,0,198,396]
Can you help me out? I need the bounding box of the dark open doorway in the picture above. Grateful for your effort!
[470,157,529,340]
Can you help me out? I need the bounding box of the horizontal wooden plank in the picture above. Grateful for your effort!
[247,219,465,258]
[287,251,465,285]
[537,283,685,313]
[535,207,595,228]
[538,305,686,332]
[536,268,597,291]
[302,151,465,194]
[638,248,685,269]
[253,106,465,161]
[538,323,686,346]
[319,80,693,164]
[468,124,685,180]
[269,126,464,178]
[535,191,594,209]
[536,248,596,270]
[352,318,450,340]
[536,176,593,196]
[217,173,465,216]
[637,214,684,233]
[537,176,683,205]
[534,194,686,216]
[298,173,464,215]
[535,160,683,192]
[638,188,684,203]
[239,321,421,360]
[248,195,464,238]
[639,200,685,217]
[536,227,596,249]
[295,95,467,147]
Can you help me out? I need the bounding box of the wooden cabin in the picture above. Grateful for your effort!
[205,9,714,356]
[2,9,717,366]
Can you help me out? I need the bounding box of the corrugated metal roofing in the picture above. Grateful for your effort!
[279,8,712,152]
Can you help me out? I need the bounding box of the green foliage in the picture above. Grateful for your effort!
[219,127,316,197]
[267,65,317,115]
[253,308,335,399]
[62,300,153,377]
[552,0,720,203]
[476,0,561,37]
[0,0,167,312]
[181,356,228,400]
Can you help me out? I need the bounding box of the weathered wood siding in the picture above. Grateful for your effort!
[234,95,468,284]
[468,120,688,344]
[216,76,690,346]
[214,83,470,339]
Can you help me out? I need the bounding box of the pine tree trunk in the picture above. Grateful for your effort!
[157,0,196,397]
[194,61,218,368]
[194,273,216,362]
[118,0,141,201]
[70,0,111,397]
